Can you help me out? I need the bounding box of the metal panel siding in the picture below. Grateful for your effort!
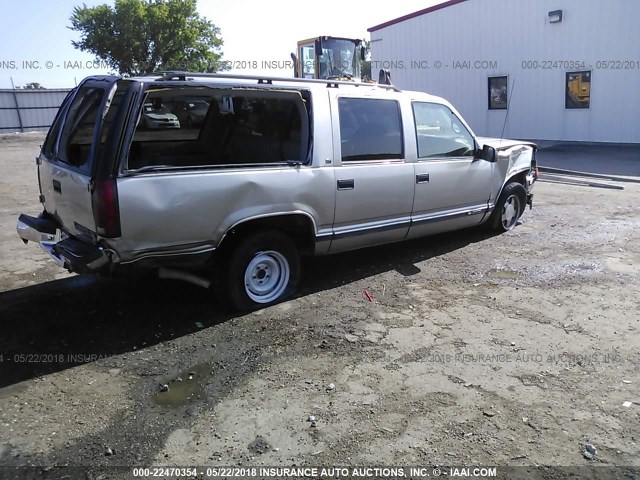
[0,107,21,129]
[371,0,640,143]
[0,89,70,131]
[0,92,16,108]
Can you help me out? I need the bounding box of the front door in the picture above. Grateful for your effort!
[408,102,494,239]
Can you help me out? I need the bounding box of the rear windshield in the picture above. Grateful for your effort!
[57,87,105,174]
[47,80,130,176]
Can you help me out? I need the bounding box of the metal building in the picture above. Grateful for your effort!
[0,89,71,133]
[368,0,640,143]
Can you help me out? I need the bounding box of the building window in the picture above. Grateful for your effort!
[338,97,403,162]
[488,76,508,110]
[565,71,591,109]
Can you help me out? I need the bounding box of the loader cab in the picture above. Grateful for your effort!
[294,36,364,81]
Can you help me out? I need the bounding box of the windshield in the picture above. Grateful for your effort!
[318,38,360,79]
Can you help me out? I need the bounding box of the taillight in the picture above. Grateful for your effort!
[92,179,121,238]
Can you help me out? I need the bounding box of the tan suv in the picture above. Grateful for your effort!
[17,72,537,310]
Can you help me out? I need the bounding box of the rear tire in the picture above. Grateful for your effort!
[488,182,526,232]
[224,231,300,311]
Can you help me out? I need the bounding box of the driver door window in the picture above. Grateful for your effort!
[413,102,474,159]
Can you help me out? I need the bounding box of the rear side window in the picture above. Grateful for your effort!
[338,97,403,162]
[127,87,309,170]
[134,91,201,141]
[57,87,105,174]
[413,102,475,158]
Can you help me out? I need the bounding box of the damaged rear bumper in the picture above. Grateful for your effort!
[17,213,109,273]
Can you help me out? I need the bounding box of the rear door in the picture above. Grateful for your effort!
[329,94,415,253]
[38,77,121,241]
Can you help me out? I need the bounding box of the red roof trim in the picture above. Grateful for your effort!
[367,0,471,32]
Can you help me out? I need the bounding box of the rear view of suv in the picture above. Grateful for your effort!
[17,72,537,310]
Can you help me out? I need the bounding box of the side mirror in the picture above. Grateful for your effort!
[480,144,496,162]
[314,39,323,55]
[360,46,366,61]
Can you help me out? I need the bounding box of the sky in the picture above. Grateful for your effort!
[0,0,442,89]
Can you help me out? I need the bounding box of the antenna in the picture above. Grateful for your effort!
[500,78,515,146]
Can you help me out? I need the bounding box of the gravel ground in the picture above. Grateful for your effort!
[0,132,639,479]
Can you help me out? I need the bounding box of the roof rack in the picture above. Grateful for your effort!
[148,71,401,92]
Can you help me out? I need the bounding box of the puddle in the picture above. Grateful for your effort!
[153,362,212,407]
[567,263,598,271]
[485,268,522,280]
[605,257,637,274]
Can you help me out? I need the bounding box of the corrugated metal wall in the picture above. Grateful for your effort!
[0,89,71,132]
[370,0,640,143]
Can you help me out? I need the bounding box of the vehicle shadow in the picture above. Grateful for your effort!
[0,275,232,388]
[301,227,495,292]
[0,227,496,388]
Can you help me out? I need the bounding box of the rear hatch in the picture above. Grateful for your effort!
[37,77,130,241]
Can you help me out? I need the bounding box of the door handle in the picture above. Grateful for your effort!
[416,173,430,184]
[53,180,62,193]
[337,179,354,190]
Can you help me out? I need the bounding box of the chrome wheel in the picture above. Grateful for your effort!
[501,194,521,230]
[243,251,290,304]
[488,182,527,233]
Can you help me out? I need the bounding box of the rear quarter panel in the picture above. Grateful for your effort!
[109,166,336,261]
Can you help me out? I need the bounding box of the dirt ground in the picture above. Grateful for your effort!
[0,132,638,479]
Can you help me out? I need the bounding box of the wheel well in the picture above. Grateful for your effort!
[493,171,528,213]
[218,214,316,256]
[506,170,527,187]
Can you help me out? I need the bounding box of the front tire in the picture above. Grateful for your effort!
[488,182,526,232]
[225,231,300,311]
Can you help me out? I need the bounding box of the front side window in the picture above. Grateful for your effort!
[413,102,475,158]
[339,97,403,162]
[566,71,591,109]
[57,86,105,173]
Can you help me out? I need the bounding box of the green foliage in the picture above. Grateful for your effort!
[24,82,45,89]
[69,0,227,75]
[360,40,371,80]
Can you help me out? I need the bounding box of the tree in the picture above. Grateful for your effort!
[69,0,227,75]
[360,40,371,81]
[24,82,45,89]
